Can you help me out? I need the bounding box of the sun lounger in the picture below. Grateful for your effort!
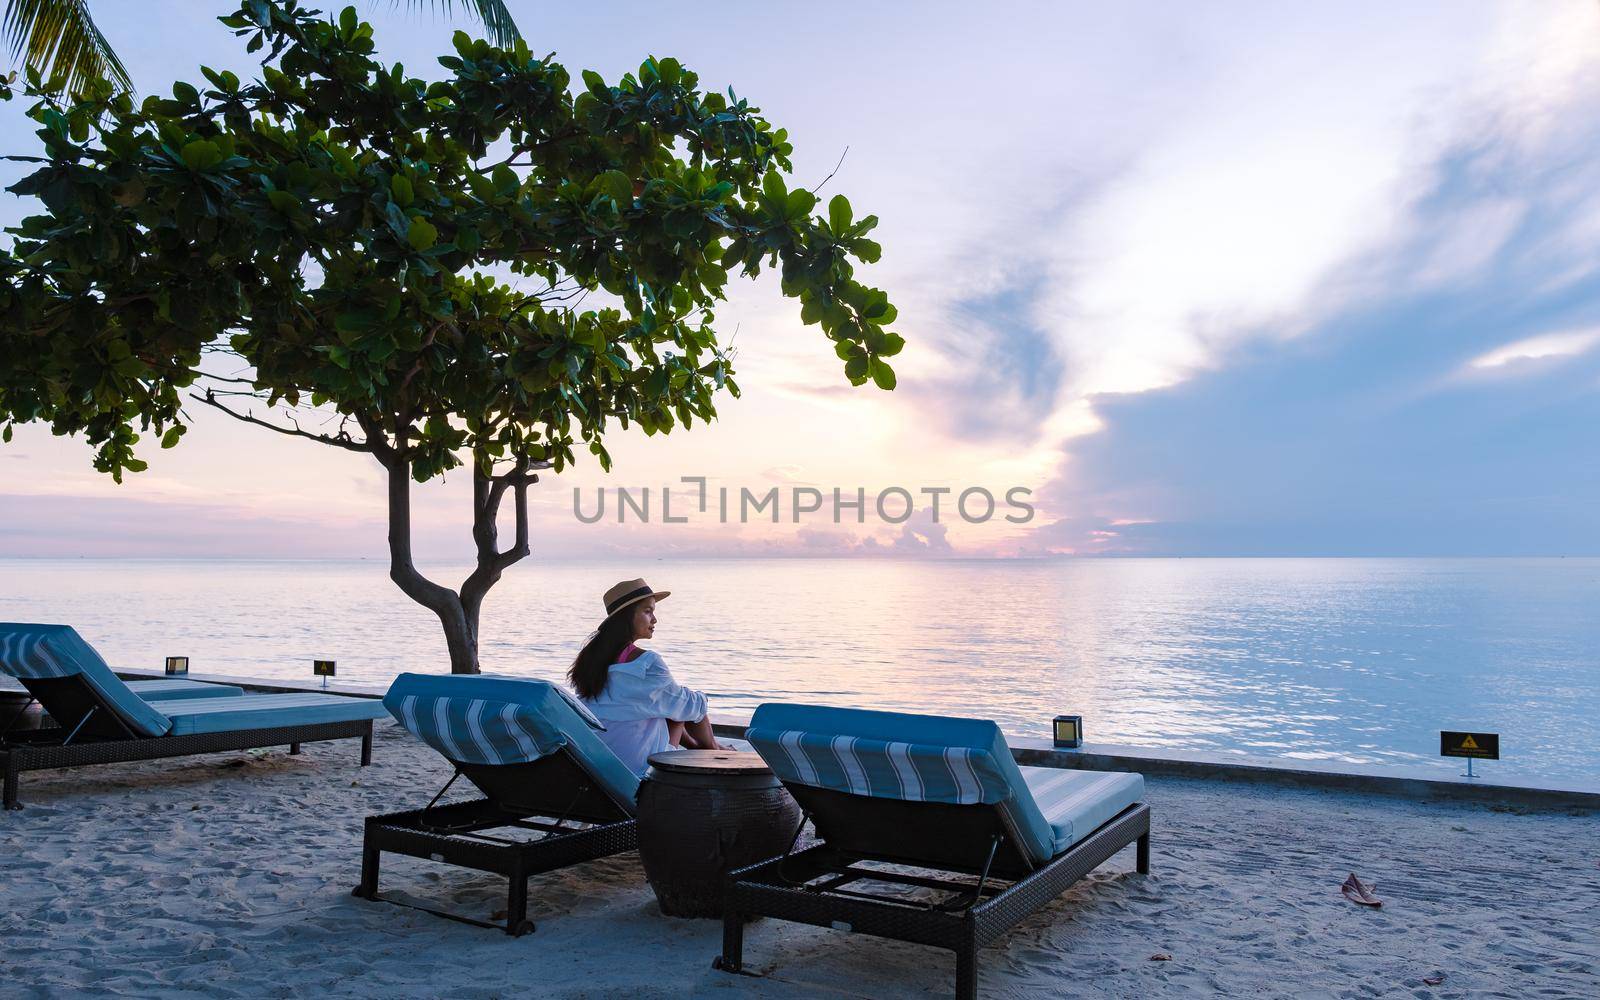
[0,623,384,808]
[353,673,642,936]
[721,704,1151,1000]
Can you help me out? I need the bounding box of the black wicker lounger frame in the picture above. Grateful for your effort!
[716,781,1151,1000]
[0,675,373,809]
[352,747,638,936]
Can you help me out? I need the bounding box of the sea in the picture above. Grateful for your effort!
[2,556,1597,782]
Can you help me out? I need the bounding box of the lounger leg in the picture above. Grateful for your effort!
[1137,832,1151,874]
[506,859,534,936]
[716,911,745,973]
[360,726,373,766]
[955,947,978,1000]
[355,843,380,899]
[289,742,302,755]
[2,755,18,811]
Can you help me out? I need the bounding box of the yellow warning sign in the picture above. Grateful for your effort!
[1440,731,1499,760]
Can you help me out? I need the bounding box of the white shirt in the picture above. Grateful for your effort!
[578,649,708,777]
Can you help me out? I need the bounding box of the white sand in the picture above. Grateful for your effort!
[2,721,1596,999]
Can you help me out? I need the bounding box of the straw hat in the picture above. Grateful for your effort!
[602,578,670,621]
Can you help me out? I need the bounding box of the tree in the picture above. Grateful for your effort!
[0,1,902,672]
[2,0,521,96]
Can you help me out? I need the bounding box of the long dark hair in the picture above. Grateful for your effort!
[568,610,637,700]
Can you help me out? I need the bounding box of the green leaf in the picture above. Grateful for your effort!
[267,190,300,213]
[844,355,868,381]
[596,169,633,205]
[828,194,852,233]
[180,139,223,171]
[869,358,896,390]
[851,238,881,263]
[390,174,414,207]
[160,426,186,449]
[491,164,519,193]
[785,189,816,220]
[879,332,905,357]
[407,216,438,251]
[761,170,787,202]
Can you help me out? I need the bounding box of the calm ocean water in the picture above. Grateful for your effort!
[2,557,1597,781]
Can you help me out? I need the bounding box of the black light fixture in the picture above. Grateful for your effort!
[1052,715,1083,749]
[314,659,336,689]
[164,656,189,676]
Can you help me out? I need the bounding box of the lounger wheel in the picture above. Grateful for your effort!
[351,885,373,899]
[510,919,536,937]
[712,956,740,973]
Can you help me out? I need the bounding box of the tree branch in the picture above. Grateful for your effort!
[460,457,539,613]
[195,391,374,454]
[808,146,850,195]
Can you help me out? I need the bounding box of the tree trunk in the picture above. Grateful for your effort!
[371,437,537,675]
[439,602,481,675]
[378,446,484,674]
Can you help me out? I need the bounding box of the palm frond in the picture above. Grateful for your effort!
[398,0,522,47]
[2,0,131,96]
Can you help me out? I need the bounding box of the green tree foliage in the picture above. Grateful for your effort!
[2,0,520,96]
[0,1,901,671]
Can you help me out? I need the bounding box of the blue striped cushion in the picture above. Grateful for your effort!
[747,703,1062,866]
[749,728,1013,805]
[383,674,639,813]
[0,623,172,737]
[162,692,388,735]
[478,672,604,731]
[390,690,562,764]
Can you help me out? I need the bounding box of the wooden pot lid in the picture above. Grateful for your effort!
[646,749,772,775]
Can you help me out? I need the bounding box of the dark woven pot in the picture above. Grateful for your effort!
[636,760,801,919]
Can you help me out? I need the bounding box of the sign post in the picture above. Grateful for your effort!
[1440,731,1498,778]
[313,660,336,690]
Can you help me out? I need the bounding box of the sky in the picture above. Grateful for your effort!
[3,0,1600,561]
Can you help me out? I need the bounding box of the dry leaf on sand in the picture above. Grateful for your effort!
[1341,872,1382,907]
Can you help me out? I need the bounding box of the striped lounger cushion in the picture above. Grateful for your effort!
[381,673,641,813]
[0,623,173,737]
[389,689,568,766]
[747,703,1144,866]
[750,728,1014,806]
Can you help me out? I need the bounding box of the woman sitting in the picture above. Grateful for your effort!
[568,578,727,776]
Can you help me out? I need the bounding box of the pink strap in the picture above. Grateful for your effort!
[616,642,642,664]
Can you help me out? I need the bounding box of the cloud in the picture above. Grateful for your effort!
[1466,327,1600,372]
[890,507,954,555]
[0,493,386,558]
[760,465,810,483]
[901,273,1064,445]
